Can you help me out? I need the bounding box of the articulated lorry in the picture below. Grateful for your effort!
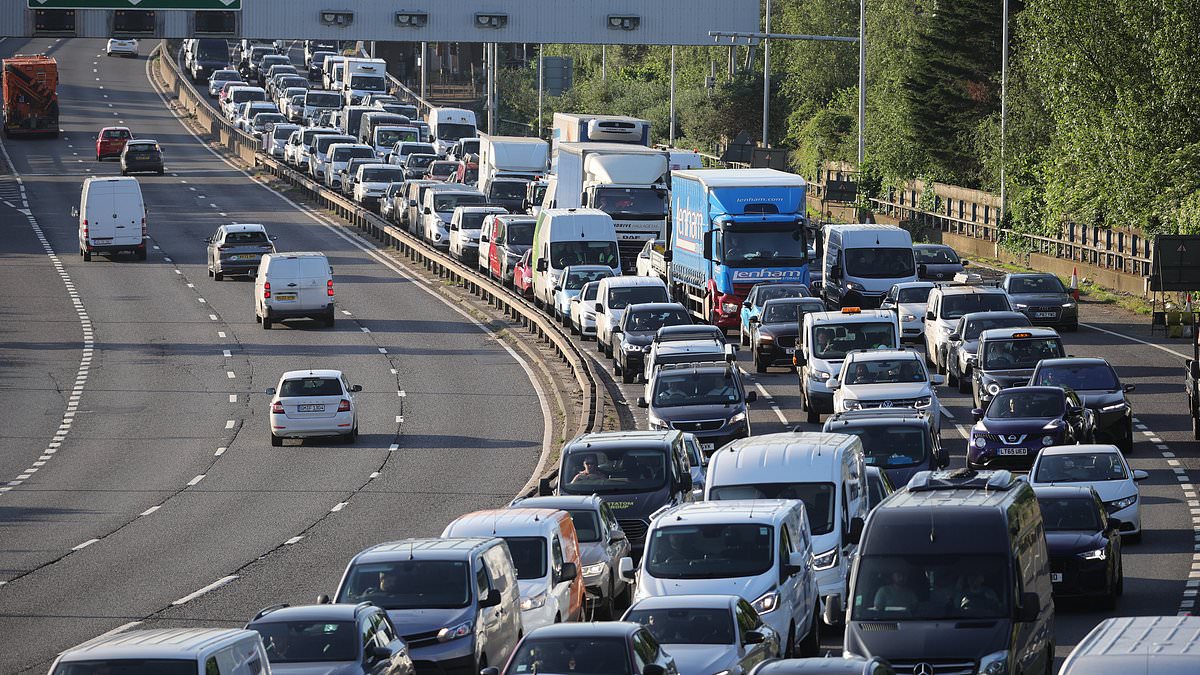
[2,54,59,138]
[542,142,670,269]
[669,168,811,329]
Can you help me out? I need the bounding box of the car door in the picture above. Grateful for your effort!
[297,256,331,310]
[550,534,572,620]
[778,524,805,634]
[490,220,507,279]
[208,226,224,269]
[923,292,940,357]
[735,598,775,668]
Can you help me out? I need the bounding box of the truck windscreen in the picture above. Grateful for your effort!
[594,187,666,218]
[349,75,386,92]
[720,228,808,266]
[844,247,916,278]
[436,122,477,141]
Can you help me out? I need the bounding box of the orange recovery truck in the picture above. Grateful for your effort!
[2,54,60,138]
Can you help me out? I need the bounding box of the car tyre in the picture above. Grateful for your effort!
[806,398,819,425]
[136,246,147,261]
[214,271,224,281]
[82,249,92,262]
[798,608,821,657]
[325,310,336,328]
[343,425,358,444]
[740,327,749,347]
[1119,421,1134,454]
[270,433,283,447]
[958,370,971,394]
[262,313,273,330]
[621,364,636,385]
[754,352,768,374]
[783,622,796,658]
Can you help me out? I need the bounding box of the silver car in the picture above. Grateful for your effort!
[205,223,276,280]
[624,595,781,673]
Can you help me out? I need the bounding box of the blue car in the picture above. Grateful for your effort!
[968,386,1095,470]
[738,281,810,347]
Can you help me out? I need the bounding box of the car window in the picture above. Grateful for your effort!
[279,377,342,397]
[735,600,758,634]
[1035,451,1128,482]
[206,657,222,675]
[551,536,564,575]
[988,390,1064,418]
[631,631,657,670]
[226,231,269,244]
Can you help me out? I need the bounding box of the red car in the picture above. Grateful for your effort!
[96,126,132,161]
[513,248,534,298]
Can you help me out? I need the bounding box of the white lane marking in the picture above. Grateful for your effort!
[187,474,206,486]
[72,539,100,551]
[342,310,352,315]
[284,535,304,545]
[360,326,370,333]
[940,404,956,420]
[229,394,237,403]
[750,382,789,425]
[369,471,381,479]
[209,314,218,321]
[330,502,348,512]
[378,347,387,354]
[222,349,232,357]
[218,331,227,338]
[92,621,143,641]
[214,446,227,457]
[388,443,399,452]
[955,424,972,440]
[140,505,161,517]
[170,575,239,606]
[1080,321,1190,359]
[227,371,236,379]
[225,420,236,429]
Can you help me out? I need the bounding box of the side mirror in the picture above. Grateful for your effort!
[845,516,864,545]
[925,311,935,321]
[478,589,502,608]
[409,199,417,206]
[636,397,649,408]
[784,551,806,578]
[609,529,627,544]
[749,316,760,324]
[1017,592,1039,622]
[265,387,277,395]
[662,250,673,262]
[961,259,970,266]
[594,302,603,312]
[939,449,951,468]
[481,668,500,675]
[1123,383,1135,393]
[480,235,489,242]
[931,374,945,386]
[811,280,823,292]
[451,223,459,230]
[1107,517,1123,532]
[368,645,392,662]
[351,384,363,392]
[827,378,840,390]
[918,263,928,277]
[536,260,548,272]
[316,594,331,604]
[537,477,553,496]
[742,301,752,309]
[557,561,577,582]
[822,594,844,626]
[746,390,758,403]
[971,407,984,421]
[619,556,636,580]
[643,665,666,675]
[830,265,842,279]
[743,630,766,645]
[423,207,431,214]
[270,235,278,241]
[1133,469,1148,481]
[948,333,961,342]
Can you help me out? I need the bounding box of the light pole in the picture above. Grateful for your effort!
[762,0,771,147]
[858,0,866,164]
[999,0,1009,223]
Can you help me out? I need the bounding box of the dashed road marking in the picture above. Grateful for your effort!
[140,505,161,517]
[284,535,304,545]
[187,474,206,486]
[225,420,236,429]
[72,539,99,551]
[330,502,348,512]
[171,575,238,606]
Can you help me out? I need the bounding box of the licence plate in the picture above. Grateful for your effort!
[701,443,715,452]
[274,293,296,301]
[1034,312,1056,318]
[298,404,325,412]
[1051,573,1063,583]
[785,347,796,354]
[997,447,1028,456]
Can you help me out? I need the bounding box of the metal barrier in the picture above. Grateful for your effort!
[155,42,603,487]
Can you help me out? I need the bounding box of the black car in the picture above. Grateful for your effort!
[403,153,437,180]
[823,408,949,488]
[1030,356,1135,452]
[488,622,678,675]
[246,601,416,675]
[749,655,895,675]
[913,243,968,280]
[968,386,1095,470]
[613,302,691,384]
[945,311,1031,393]
[1002,272,1079,331]
[750,296,825,372]
[1034,485,1123,607]
[972,327,1066,409]
[739,281,811,346]
[120,139,164,175]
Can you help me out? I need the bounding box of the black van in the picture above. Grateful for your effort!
[188,38,231,82]
[843,469,1054,675]
[542,430,692,559]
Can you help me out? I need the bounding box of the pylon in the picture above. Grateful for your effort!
[1070,266,1080,301]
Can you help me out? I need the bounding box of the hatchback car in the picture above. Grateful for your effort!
[739,282,811,346]
[750,297,825,372]
[207,69,243,98]
[1034,485,1124,607]
[968,385,1095,470]
[639,361,756,453]
[485,622,678,675]
[1029,444,1146,542]
[554,265,617,327]
[206,223,277,280]
[514,249,535,298]
[1029,357,1135,452]
[945,310,1031,393]
[570,280,603,338]
[120,139,164,175]
[1003,272,1079,331]
[913,243,968,280]
[105,38,138,57]
[246,602,415,675]
[623,595,780,674]
[613,302,692,384]
[96,126,132,161]
[267,369,361,446]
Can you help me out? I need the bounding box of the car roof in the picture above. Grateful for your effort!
[626,302,686,313]
[58,628,258,662]
[223,223,268,233]
[526,621,642,639]
[126,139,158,145]
[1038,443,1122,457]
[1035,357,1109,368]
[565,430,678,450]
[961,311,1027,322]
[657,499,802,524]
[628,594,740,611]
[514,495,604,511]
[566,265,616,273]
[762,297,823,306]
[1032,485,1099,499]
[845,348,918,362]
[280,369,344,380]
[991,385,1064,397]
[354,537,499,563]
[654,361,736,376]
[825,408,932,428]
[892,281,935,289]
[751,281,808,290]
[1006,272,1057,279]
[936,285,1007,296]
[249,603,370,623]
[715,432,859,475]
[752,657,875,674]
[913,243,953,250]
[101,125,131,132]
[1067,616,1200,662]
[603,276,666,288]
[978,326,1060,340]
[447,508,567,538]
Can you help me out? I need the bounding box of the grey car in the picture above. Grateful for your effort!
[511,494,634,619]
[945,310,1031,393]
[1002,272,1079,331]
[913,243,968,280]
[206,223,277,280]
[639,361,756,455]
[624,595,781,674]
[246,602,415,675]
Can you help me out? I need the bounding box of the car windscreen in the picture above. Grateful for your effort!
[502,536,548,580]
[708,482,835,535]
[580,283,600,302]
[490,180,528,201]
[844,247,917,279]
[963,316,1029,340]
[941,294,1011,319]
[306,92,342,107]
[435,193,485,212]
[231,90,266,104]
[430,163,457,177]
[1035,452,1127,483]
[338,560,470,609]
[252,621,357,663]
[504,221,535,246]
[1031,362,1119,390]
[914,246,960,264]
[550,241,619,268]
[331,147,369,161]
[1009,275,1066,294]
[565,269,613,290]
[607,286,669,310]
[652,370,741,408]
[987,390,1064,419]
[406,154,436,168]
[349,75,386,91]
[851,554,1010,620]
[625,607,735,646]
[843,358,927,385]
[981,338,1063,370]
[377,128,418,146]
[754,284,810,307]
[645,523,773,580]
[362,168,406,183]
[762,299,822,324]
[567,509,601,543]
[53,661,197,675]
[811,322,897,360]
[897,286,932,303]
[509,638,629,675]
[458,212,489,230]
[314,136,354,153]
[593,186,667,218]
[624,307,690,332]
[560,446,668,495]
[279,377,342,397]
[1037,496,1104,531]
[838,424,929,469]
[212,71,240,82]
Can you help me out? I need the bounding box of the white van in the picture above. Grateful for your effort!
[77,176,147,261]
[442,508,586,632]
[427,106,478,155]
[532,208,620,311]
[1060,616,1200,675]
[254,252,336,329]
[593,276,669,358]
[704,431,867,625]
[48,628,269,675]
[630,499,823,658]
[798,308,900,424]
[821,224,917,309]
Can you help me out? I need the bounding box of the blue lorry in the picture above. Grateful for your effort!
[668,168,811,329]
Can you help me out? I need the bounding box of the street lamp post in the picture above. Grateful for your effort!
[858,0,866,164]
[763,0,771,147]
[999,0,1009,223]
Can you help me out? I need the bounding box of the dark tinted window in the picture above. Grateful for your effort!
[839,424,929,469]
[503,537,548,580]
[963,315,1029,340]
[1034,452,1127,483]
[645,524,773,579]
[279,377,342,397]
[981,338,1064,370]
[914,246,960,264]
[624,307,690,332]
[338,560,470,609]
[1032,362,1119,390]
[565,269,613,290]
[508,638,629,675]
[491,181,527,200]
[253,621,357,663]
[1038,496,1104,531]
[505,221,534,246]
[53,662,197,675]
[941,293,1011,319]
[988,390,1064,419]
[625,607,735,645]
[709,482,835,535]
[225,230,269,244]
[753,284,810,307]
[844,247,916,278]
[1009,275,1066,294]
[561,446,668,495]
[852,554,1009,620]
[567,509,601,543]
[608,286,669,310]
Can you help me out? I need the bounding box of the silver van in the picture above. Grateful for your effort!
[1059,616,1200,675]
[254,252,335,329]
[48,628,269,675]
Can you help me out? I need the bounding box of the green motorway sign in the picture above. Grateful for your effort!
[29,0,241,9]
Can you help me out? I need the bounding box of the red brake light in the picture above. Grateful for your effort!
[327,279,334,297]
[337,399,351,412]
[264,281,271,299]
[271,401,284,414]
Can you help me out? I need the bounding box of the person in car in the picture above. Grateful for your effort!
[958,572,1001,615]
[815,329,834,354]
[873,569,919,611]
[571,454,609,483]
[851,363,873,384]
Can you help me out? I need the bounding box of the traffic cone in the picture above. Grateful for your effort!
[1070,266,1080,301]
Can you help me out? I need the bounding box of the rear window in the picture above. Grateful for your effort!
[125,142,160,153]
[103,129,131,139]
[225,230,269,244]
[280,377,343,397]
[53,661,196,675]
[299,257,330,277]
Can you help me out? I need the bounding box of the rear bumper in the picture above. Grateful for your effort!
[271,411,354,437]
[264,303,335,321]
[87,240,145,253]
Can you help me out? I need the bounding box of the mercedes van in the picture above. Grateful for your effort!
[821,224,917,309]
[77,176,147,261]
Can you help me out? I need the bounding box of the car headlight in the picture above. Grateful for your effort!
[810,370,831,382]
[843,398,862,410]
[582,562,607,577]
[985,382,1001,395]
[979,650,1008,675]
[973,435,987,449]
[845,281,864,291]
[1099,401,1128,413]
[648,414,670,431]
[941,324,955,334]
[436,619,473,642]
[520,592,548,611]
[1079,548,1107,561]
[901,313,916,322]
[1041,435,1056,446]
[728,411,747,425]
[758,334,775,343]
[722,302,739,314]
[914,396,932,408]
[752,590,780,614]
[624,342,643,352]
[1107,495,1137,511]
[1062,301,1077,308]
[1014,303,1029,310]
[583,311,596,321]
[812,547,838,571]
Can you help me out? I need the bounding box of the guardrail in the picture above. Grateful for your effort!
[155,42,604,489]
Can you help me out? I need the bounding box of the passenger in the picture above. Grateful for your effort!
[873,569,919,611]
[899,361,922,382]
[571,454,609,483]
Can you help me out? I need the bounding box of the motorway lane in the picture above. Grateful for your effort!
[0,38,545,673]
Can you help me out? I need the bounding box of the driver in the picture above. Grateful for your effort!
[571,454,609,483]
[958,572,1001,615]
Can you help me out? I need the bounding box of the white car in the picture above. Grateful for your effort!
[448,206,507,262]
[880,281,934,343]
[266,369,360,446]
[351,163,407,209]
[570,281,603,338]
[623,595,781,670]
[263,122,300,159]
[554,265,615,327]
[1029,444,1147,541]
[236,101,278,132]
[106,38,139,58]
[829,348,944,433]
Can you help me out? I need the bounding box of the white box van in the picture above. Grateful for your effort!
[254,252,336,329]
[592,276,669,358]
[532,208,620,310]
[630,499,823,658]
[704,431,867,624]
[77,176,147,261]
[48,628,269,674]
[821,224,917,309]
[442,508,586,632]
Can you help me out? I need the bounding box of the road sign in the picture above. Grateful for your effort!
[29,0,240,9]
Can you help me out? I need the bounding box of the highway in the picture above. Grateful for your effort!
[0,37,546,673]
[0,35,1195,673]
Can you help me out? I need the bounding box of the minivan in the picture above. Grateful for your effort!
[821,224,917,309]
[631,499,822,658]
[1059,616,1200,675]
[842,469,1055,675]
[330,537,523,675]
[532,208,621,311]
[924,284,1013,374]
[593,276,670,358]
[442,508,585,631]
[48,628,269,675]
[77,176,146,261]
[705,431,866,625]
[254,252,336,329]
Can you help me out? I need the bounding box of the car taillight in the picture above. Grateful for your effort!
[141,217,147,237]
[337,399,351,412]
[264,281,271,299]
[271,401,284,414]
[327,279,334,297]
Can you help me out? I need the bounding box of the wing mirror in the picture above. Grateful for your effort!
[746,390,758,403]
[478,589,502,608]
[350,384,363,392]
[971,407,984,421]
[1017,592,1039,622]
[481,668,500,675]
[930,374,945,386]
[557,562,578,583]
[1123,383,1135,393]
[1133,469,1148,482]
[845,516,864,545]
[636,397,649,408]
[784,551,806,577]
[925,311,935,321]
[316,593,331,604]
[265,387,277,395]
[619,556,636,580]
[743,630,766,645]
[827,378,840,390]
[536,260,548,272]
[918,263,928,277]
[1107,517,1123,532]
[368,645,392,662]
[961,259,970,266]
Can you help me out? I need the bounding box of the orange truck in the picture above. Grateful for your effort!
[2,54,60,138]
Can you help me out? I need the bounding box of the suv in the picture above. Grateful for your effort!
[823,408,948,488]
[638,361,757,453]
[972,327,1066,409]
[829,349,944,433]
[945,311,1031,393]
[642,329,735,384]
[1029,357,1135,452]
[968,386,1095,470]
[612,302,692,383]
[245,602,415,675]
[923,284,1013,374]
[1002,272,1079,331]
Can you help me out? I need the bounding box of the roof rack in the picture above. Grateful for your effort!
[907,468,1016,492]
[657,360,735,373]
[827,408,929,422]
[253,603,290,621]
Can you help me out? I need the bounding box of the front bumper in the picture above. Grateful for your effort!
[900,318,924,342]
[87,241,146,254]
[756,341,798,367]
[619,348,646,372]
[1093,409,1132,444]
[271,411,354,438]
[1049,555,1111,598]
[806,379,836,414]
[579,315,598,337]
[967,438,1051,471]
[410,644,477,675]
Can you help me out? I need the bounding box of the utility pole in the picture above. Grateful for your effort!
[858,0,866,164]
[1000,0,1009,222]
[762,0,771,147]
[669,46,677,144]
[601,44,607,81]
[538,45,544,138]
[420,42,428,102]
